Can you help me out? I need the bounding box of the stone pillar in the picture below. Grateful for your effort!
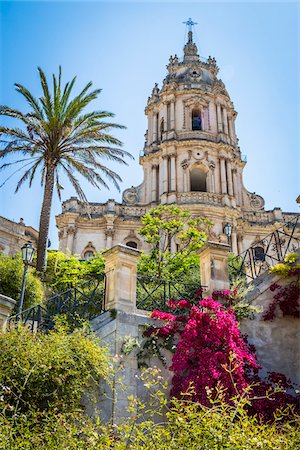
[228,116,234,143]
[151,165,158,202]
[103,244,141,313]
[170,155,176,191]
[148,114,152,145]
[226,160,234,196]
[210,168,215,193]
[237,170,243,206]
[199,242,230,296]
[232,169,239,205]
[232,118,237,145]
[223,107,229,135]
[153,113,157,143]
[220,158,227,194]
[217,104,223,133]
[0,294,16,330]
[105,229,114,249]
[66,226,75,253]
[170,100,175,130]
[159,158,164,196]
[162,156,168,194]
[231,231,238,255]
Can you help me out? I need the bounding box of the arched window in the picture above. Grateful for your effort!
[84,250,94,260]
[126,241,138,249]
[254,246,265,262]
[192,109,202,130]
[190,167,207,192]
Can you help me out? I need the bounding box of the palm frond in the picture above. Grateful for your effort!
[14,84,44,119]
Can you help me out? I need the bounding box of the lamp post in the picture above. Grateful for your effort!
[223,222,232,251]
[17,241,35,316]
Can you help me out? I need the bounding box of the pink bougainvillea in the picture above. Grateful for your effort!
[145,290,300,422]
[169,298,259,406]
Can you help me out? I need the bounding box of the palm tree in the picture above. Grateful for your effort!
[0,67,132,271]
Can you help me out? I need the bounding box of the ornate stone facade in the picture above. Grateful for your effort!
[0,216,38,255]
[56,29,299,259]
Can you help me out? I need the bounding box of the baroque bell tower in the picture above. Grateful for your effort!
[136,21,257,209]
[58,20,294,258]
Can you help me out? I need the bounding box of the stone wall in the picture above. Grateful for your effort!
[241,267,300,386]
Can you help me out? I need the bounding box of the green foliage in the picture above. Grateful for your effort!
[226,277,262,320]
[0,253,44,309]
[270,252,300,277]
[1,363,299,449]
[0,321,109,416]
[43,250,105,294]
[228,252,247,285]
[138,205,211,280]
[121,376,300,449]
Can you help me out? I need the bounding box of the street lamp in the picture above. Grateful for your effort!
[17,241,35,316]
[223,223,232,250]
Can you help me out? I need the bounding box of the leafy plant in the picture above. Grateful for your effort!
[43,250,105,294]
[0,252,44,309]
[138,205,211,281]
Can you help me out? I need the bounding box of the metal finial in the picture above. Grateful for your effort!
[183,18,198,32]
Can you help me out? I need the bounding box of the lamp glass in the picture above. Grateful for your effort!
[224,223,232,237]
[21,241,35,264]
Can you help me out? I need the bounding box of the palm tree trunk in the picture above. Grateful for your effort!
[36,164,55,272]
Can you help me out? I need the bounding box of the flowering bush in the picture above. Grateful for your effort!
[142,291,299,422]
[169,298,259,406]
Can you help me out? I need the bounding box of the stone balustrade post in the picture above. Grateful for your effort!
[103,244,141,313]
[0,294,16,330]
[199,241,230,296]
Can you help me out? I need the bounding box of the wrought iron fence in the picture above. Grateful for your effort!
[8,274,106,331]
[136,275,203,312]
[229,216,300,281]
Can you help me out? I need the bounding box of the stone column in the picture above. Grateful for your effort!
[217,104,223,133]
[170,100,175,130]
[151,165,158,202]
[220,158,227,194]
[210,168,215,193]
[162,156,168,194]
[170,155,176,191]
[222,107,229,135]
[148,113,152,145]
[226,160,233,196]
[237,170,243,206]
[231,231,238,255]
[199,242,230,296]
[103,244,141,313]
[228,116,234,143]
[159,158,164,196]
[0,294,16,330]
[105,229,114,249]
[153,112,157,143]
[66,226,75,253]
[232,169,239,205]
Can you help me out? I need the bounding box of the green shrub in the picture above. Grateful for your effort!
[43,250,105,294]
[0,321,109,415]
[0,253,44,309]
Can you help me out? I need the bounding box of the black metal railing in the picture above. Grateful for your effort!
[229,216,300,281]
[8,274,106,331]
[136,275,203,312]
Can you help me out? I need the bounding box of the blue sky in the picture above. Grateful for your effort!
[0,1,299,249]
